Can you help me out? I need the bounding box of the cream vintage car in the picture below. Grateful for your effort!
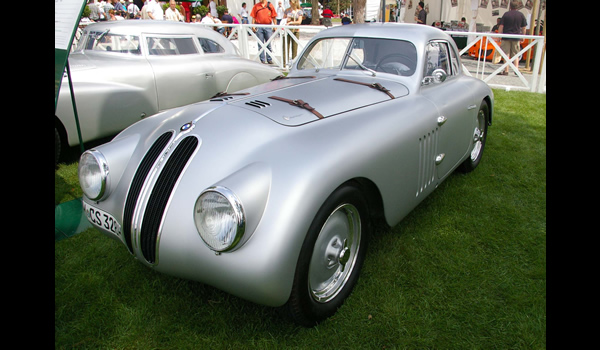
[55,20,280,164]
[79,23,493,326]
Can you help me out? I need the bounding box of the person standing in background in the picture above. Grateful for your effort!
[239,2,249,24]
[415,2,426,24]
[165,0,184,21]
[250,0,277,64]
[322,6,333,27]
[498,0,527,75]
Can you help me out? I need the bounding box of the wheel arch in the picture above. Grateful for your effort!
[483,95,493,126]
[340,177,387,232]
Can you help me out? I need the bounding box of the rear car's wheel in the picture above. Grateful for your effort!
[286,184,369,326]
[458,100,489,173]
[55,127,62,166]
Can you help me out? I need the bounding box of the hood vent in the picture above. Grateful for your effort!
[245,100,271,108]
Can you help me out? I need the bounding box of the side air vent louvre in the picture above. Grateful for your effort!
[245,100,271,108]
[122,131,173,253]
[140,136,199,264]
[416,129,438,197]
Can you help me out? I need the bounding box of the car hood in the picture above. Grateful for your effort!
[218,74,410,126]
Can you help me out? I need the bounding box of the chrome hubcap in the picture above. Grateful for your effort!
[309,204,361,303]
[470,109,486,161]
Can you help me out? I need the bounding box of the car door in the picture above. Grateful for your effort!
[420,40,479,179]
[144,34,218,111]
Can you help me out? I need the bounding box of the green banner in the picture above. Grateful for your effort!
[55,0,87,111]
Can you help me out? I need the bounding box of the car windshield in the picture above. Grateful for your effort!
[79,30,141,55]
[297,37,417,77]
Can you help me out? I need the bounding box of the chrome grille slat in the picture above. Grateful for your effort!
[122,131,173,253]
[140,136,199,264]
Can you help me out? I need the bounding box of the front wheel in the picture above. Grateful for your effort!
[458,100,489,173]
[286,184,369,327]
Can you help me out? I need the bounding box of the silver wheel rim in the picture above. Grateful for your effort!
[470,108,486,161]
[308,203,361,303]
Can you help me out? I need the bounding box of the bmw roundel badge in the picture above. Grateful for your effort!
[180,122,193,131]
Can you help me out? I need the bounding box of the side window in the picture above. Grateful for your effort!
[448,44,460,76]
[147,37,199,55]
[197,38,225,53]
[82,32,140,55]
[424,41,451,77]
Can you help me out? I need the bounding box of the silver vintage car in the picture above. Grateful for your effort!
[55,20,280,164]
[78,23,493,326]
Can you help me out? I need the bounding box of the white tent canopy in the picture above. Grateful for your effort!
[219,0,545,32]
[396,0,545,32]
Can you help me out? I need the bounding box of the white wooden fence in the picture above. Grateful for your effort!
[73,21,546,93]
[206,23,545,93]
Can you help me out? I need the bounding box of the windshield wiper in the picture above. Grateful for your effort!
[345,51,376,77]
[271,75,316,81]
[210,91,250,99]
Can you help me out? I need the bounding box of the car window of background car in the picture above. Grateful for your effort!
[81,32,141,55]
[147,36,199,56]
[197,38,225,54]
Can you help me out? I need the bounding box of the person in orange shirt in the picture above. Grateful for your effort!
[250,0,277,64]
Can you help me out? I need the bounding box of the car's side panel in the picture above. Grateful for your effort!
[210,57,281,94]
[56,58,158,146]
[147,54,217,111]
[137,94,444,306]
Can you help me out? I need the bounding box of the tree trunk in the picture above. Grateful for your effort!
[311,0,320,25]
[352,0,366,24]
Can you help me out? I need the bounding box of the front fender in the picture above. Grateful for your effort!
[56,81,158,146]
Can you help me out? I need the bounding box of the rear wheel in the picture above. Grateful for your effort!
[458,100,489,173]
[286,184,369,326]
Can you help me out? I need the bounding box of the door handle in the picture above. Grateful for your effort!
[435,153,445,165]
[467,104,477,110]
[437,116,447,126]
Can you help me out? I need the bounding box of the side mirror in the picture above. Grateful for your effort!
[432,69,447,83]
[422,69,447,85]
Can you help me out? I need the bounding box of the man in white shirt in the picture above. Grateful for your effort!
[276,1,284,25]
[127,1,140,18]
[201,12,224,34]
[165,0,183,21]
[238,2,249,24]
[145,0,164,20]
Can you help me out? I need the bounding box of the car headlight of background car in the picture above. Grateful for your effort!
[78,150,109,201]
[194,186,246,253]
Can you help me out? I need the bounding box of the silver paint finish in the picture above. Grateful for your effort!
[82,23,493,307]
[56,20,281,147]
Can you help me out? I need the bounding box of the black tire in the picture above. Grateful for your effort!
[55,127,62,167]
[286,184,369,326]
[458,100,489,173]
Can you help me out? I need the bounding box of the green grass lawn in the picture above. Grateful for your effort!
[55,89,546,349]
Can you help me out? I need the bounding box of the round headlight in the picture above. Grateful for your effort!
[78,150,109,201]
[194,186,245,252]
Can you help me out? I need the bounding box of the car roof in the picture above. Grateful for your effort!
[84,20,211,36]
[314,23,454,46]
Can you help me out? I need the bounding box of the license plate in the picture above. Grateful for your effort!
[83,201,122,236]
